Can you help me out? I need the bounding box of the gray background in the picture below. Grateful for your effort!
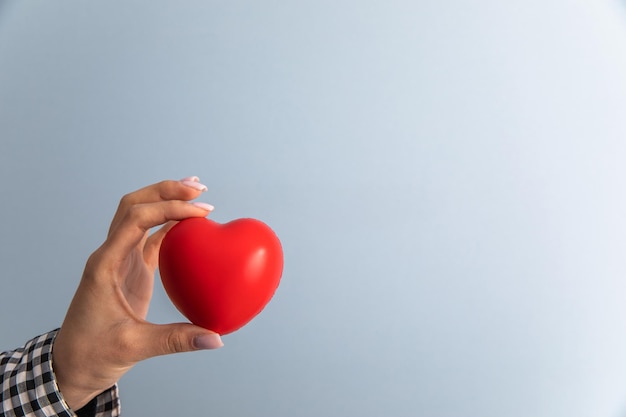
[2,1,626,416]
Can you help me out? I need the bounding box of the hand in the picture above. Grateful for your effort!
[52,178,224,410]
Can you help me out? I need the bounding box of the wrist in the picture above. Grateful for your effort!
[51,329,110,411]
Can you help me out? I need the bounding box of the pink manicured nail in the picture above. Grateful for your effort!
[180,176,200,182]
[181,180,208,192]
[192,202,214,211]
[193,333,223,350]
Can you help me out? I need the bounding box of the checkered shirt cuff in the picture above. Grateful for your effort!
[0,329,120,417]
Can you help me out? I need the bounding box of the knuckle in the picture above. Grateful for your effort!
[165,332,188,354]
[115,327,140,361]
[157,180,177,198]
[82,249,112,285]
[160,179,177,189]
[117,329,134,352]
[119,192,135,209]
[84,250,101,272]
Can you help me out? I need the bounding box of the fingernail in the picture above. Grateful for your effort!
[181,180,208,192]
[193,333,223,350]
[192,202,214,211]
[180,176,200,182]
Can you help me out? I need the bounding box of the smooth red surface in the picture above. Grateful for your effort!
[158,217,283,335]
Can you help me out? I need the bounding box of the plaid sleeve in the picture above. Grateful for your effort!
[0,329,121,417]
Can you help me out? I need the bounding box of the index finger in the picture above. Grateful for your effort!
[106,200,213,259]
[109,177,208,236]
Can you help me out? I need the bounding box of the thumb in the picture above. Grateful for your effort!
[136,322,224,359]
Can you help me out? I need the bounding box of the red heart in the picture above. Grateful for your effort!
[158,217,283,335]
